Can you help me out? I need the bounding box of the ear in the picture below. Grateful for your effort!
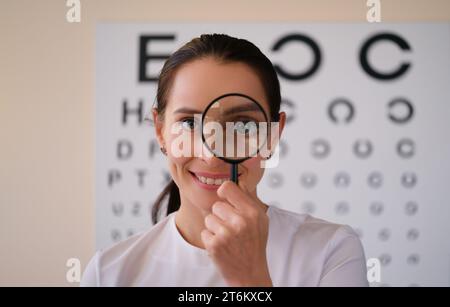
[277,111,286,138]
[152,108,165,149]
[268,111,286,151]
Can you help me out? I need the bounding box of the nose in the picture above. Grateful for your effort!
[202,147,226,168]
[195,137,227,168]
[202,153,227,168]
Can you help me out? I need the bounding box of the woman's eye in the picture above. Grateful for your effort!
[180,118,197,131]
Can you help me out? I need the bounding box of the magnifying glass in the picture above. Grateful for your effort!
[201,93,269,184]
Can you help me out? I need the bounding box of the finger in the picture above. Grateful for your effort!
[217,181,255,211]
[212,201,244,231]
[212,201,237,221]
[238,180,250,194]
[204,213,231,237]
[200,229,214,250]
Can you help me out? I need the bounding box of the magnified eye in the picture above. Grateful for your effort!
[244,121,258,134]
[234,121,257,135]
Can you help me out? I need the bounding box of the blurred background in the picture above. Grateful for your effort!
[1,0,449,286]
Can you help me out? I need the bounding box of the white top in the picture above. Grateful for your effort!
[81,206,368,286]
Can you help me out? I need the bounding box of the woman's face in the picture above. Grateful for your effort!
[153,57,284,212]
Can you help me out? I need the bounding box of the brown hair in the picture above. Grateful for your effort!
[151,33,281,224]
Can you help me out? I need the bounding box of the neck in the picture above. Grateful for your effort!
[174,188,268,250]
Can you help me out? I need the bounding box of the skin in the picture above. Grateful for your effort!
[152,56,286,287]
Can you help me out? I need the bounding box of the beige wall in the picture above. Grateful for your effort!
[0,0,449,286]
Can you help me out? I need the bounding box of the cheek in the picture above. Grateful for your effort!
[166,155,190,179]
[164,138,193,187]
[242,157,265,183]
[164,125,200,158]
[243,156,261,169]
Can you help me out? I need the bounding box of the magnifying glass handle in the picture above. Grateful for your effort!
[231,163,239,184]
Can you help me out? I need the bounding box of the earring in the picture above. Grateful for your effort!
[160,147,167,155]
[263,152,272,160]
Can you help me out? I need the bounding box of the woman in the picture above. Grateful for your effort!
[81,33,368,287]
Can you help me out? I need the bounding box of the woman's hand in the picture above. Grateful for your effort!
[200,180,272,287]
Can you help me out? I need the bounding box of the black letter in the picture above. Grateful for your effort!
[387,97,414,124]
[117,139,133,160]
[139,35,175,82]
[271,34,321,81]
[360,32,412,80]
[122,99,144,125]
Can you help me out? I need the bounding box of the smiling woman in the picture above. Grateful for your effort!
[81,33,369,287]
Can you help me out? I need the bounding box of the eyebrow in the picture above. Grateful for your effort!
[172,103,263,116]
[173,107,203,115]
[222,103,262,116]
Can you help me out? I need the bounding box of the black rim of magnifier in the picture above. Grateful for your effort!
[200,92,270,164]
[201,93,270,184]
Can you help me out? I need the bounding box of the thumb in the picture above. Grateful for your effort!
[237,180,263,210]
[238,179,250,194]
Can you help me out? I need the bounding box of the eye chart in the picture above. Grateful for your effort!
[96,23,450,286]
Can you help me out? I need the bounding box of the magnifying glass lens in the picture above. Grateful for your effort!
[201,94,268,163]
